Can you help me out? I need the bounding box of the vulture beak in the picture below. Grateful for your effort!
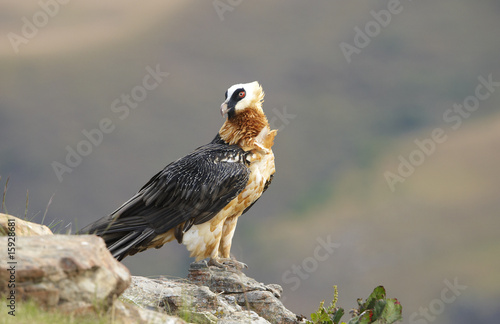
[220,101,229,117]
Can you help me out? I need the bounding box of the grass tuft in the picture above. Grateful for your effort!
[2,176,9,214]
[2,298,114,324]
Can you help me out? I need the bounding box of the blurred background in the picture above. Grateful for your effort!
[1,1,499,323]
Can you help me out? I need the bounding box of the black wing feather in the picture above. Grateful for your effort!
[78,142,250,260]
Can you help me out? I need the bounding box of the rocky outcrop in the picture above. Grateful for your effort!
[0,214,303,323]
[0,234,130,313]
[0,213,53,236]
[121,261,303,323]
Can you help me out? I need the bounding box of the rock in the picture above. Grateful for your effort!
[113,299,188,324]
[121,275,222,324]
[0,213,53,236]
[0,216,304,323]
[0,234,130,313]
[188,261,300,323]
[121,261,303,323]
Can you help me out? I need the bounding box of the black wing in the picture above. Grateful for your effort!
[78,142,250,260]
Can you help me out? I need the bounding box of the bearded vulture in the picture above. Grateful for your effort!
[78,81,277,268]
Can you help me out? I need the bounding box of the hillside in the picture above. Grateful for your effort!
[257,113,500,321]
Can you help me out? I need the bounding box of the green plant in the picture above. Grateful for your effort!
[309,285,344,324]
[2,298,114,324]
[308,286,402,324]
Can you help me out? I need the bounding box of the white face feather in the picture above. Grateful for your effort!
[220,81,264,117]
[226,81,259,110]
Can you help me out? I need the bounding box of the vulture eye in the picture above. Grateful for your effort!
[238,91,246,98]
[224,90,228,99]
